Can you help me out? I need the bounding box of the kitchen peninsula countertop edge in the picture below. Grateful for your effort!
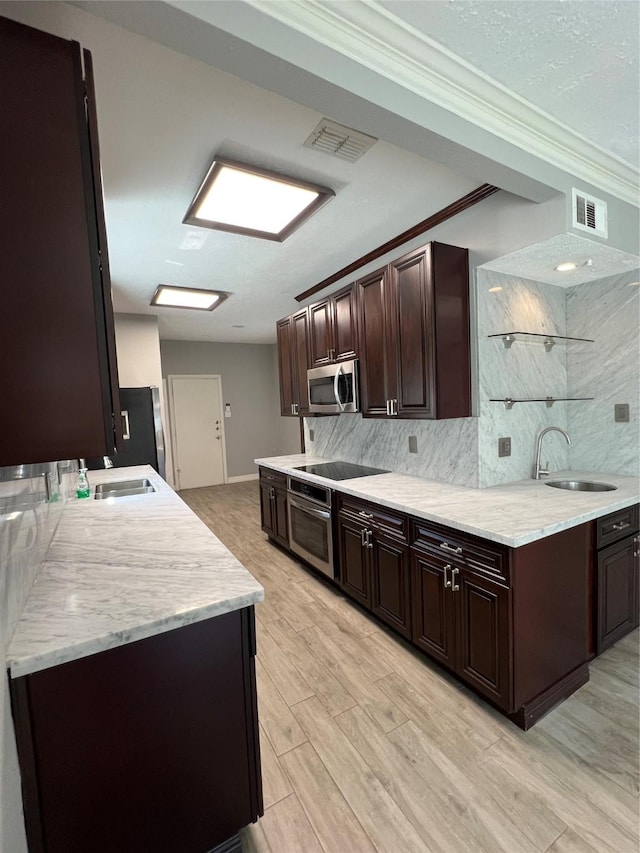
[7,466,264,679]
[256,454,640,548]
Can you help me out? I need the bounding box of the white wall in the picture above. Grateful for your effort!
[160,340,300,480]
[114,313,173,485]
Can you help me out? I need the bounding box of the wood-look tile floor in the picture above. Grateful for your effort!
[181,482,640,853]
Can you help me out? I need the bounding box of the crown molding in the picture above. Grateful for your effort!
[249,0,639,207]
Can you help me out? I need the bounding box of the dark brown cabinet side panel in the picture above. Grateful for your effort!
[273,487,289,549]
[11,610,262,853]
[596,536,639,653]
[512,524,590,710]
[432,243,471,419]
[292,309,310,415]
[259,481,275,537]
[0,18,116,465]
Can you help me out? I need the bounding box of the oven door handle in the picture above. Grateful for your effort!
[288,495,331,520]
[333,363,346,412]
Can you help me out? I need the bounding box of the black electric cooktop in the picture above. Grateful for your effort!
[293,461,390,481]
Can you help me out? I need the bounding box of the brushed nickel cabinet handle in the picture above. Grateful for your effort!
[358,511,374,521]
[612,521,631,531]
[451,566,460,592]
[443,564,452,588]
[440,542,463,556]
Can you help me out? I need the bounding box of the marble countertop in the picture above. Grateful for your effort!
[7,466,264,679]
[256,454,640,548]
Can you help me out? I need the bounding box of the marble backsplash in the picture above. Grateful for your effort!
[1,459,76,853]
[476,270,572,486]
[566,270,640,476]
[304,414,479,487]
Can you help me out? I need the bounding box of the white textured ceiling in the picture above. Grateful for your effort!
[1,0,637,344]
[479,234,640,286]
[381,0,639,169]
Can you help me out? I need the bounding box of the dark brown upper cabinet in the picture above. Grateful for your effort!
[276,310,310,417]
[308,283,358,368]
[358,242,471,420]
[0,16,122,467]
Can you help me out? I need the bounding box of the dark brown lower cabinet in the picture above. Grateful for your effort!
[337,496,411,638]
[259,468,289,548]
[10,608,263,853]
[411,543,510,708]
[596,534,639,653]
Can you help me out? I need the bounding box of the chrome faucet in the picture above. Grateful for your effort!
[533,426,571,479]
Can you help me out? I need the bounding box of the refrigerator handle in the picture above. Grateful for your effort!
[121,410,130,440]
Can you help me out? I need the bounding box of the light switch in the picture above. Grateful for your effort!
[408,436,418,453]
[498,437,511,457]
[309,429,315,442]
[224,403,231,418]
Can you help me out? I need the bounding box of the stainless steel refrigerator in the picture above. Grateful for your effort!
[87,386,165,478]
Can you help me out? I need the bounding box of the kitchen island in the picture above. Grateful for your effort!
[7,466,264,853]
[256,454,639,728]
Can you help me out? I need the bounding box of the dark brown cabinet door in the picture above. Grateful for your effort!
[332,284,358,362]
[0,17,121,466]
[357,269,390,416]
[292,309,310,415]
[388,247,436,418]
[259,480,275,537]
[338,515,371,607]
[273,486,289,549]
[456,569,511,709]
[357,242,470,421]
[596,535,639,654]
[411,549,456,668]
[276,318,295,416]
[370,533,411,638]
[309,300,334,368]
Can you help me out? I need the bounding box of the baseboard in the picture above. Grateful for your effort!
[510,662,590,730]
[227,474,259,484]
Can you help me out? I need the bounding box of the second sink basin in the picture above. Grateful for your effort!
[545,480,617,492]
[94,478,155,499]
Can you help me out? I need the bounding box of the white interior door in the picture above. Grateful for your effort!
[169,375,226,490]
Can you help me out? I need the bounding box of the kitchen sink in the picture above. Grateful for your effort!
[545,480,617,492]
[94,478,155,499]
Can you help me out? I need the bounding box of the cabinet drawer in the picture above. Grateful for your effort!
[337,494,408,542]
[410,518,510,585]
[597,504,639,549]
[259,467,287,487]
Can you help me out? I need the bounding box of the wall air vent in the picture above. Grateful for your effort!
[304,119,377,162]
[572,188,608,238]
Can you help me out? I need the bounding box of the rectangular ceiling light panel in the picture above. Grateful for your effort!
[183,157,334,241]
[150,285,227,311]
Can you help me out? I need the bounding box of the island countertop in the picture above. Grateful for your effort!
[256,454,640,548]
[7,466,264,679]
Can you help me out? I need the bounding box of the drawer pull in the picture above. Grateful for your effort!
[440,542,463,555]
[358,511,374,521]
[612,521,631,531]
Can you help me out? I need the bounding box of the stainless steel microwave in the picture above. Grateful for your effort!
[307,359,359,414]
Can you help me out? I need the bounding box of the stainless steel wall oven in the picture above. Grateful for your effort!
[287,476,334,578]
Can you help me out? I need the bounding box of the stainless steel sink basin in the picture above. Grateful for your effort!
[545,480,617,492]
[94,478,155,499]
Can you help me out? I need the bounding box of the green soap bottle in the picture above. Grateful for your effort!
[76,468,91,499]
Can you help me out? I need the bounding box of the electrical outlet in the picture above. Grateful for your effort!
[614,404,630,423]
[408,435,418,453]
[498,437,511,457]
[309,429,315,441]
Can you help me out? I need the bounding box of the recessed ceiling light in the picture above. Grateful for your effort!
[554,262,578,272]
[183,156,334,242]
[150,285,228,311]
[488,286,503,293]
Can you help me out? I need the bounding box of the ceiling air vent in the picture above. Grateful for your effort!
[572,188,608,239]
[304,119,377,163]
